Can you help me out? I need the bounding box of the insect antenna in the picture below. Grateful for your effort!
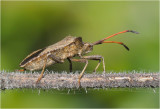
[102,41,129,51]
[92,30,139,50]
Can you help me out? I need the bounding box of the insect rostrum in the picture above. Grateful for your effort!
[19,30,139,85]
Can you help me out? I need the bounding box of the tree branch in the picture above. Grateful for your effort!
[0,71,159,90]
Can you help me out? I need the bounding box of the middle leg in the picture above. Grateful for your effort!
[67,58,72,72]
[70,58,88,86]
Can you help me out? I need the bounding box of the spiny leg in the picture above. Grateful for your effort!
[67,58,72,72]
[70,59,88,86]
[82,55,105,72]
[36,58,47,83]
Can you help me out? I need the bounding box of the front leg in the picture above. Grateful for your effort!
[82,55,105,72]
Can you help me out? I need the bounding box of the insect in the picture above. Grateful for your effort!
[19,30,139,85]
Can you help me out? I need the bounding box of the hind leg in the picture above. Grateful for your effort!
[36,58,47,83]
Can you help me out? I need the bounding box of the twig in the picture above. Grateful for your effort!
[0,71,159,90]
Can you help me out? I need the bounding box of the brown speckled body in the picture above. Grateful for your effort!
[20,36,83,71]
[19,30,138,84]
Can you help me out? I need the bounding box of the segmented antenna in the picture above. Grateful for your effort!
[92,30,139,50]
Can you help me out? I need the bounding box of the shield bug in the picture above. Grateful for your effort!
[19,30,139,85]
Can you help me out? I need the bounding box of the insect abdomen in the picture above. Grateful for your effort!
[24,54,56,71]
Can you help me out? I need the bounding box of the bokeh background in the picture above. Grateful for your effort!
[1,1,159,108]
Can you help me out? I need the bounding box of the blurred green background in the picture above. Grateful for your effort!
[1,1,159,108]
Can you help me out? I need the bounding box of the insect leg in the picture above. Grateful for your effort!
[36,58,47,84]
[93,59,101,72]
[67,58,72,72]
[70,59,88,86]
[82,55,105,72]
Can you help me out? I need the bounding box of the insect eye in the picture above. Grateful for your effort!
[88,45,92,50]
